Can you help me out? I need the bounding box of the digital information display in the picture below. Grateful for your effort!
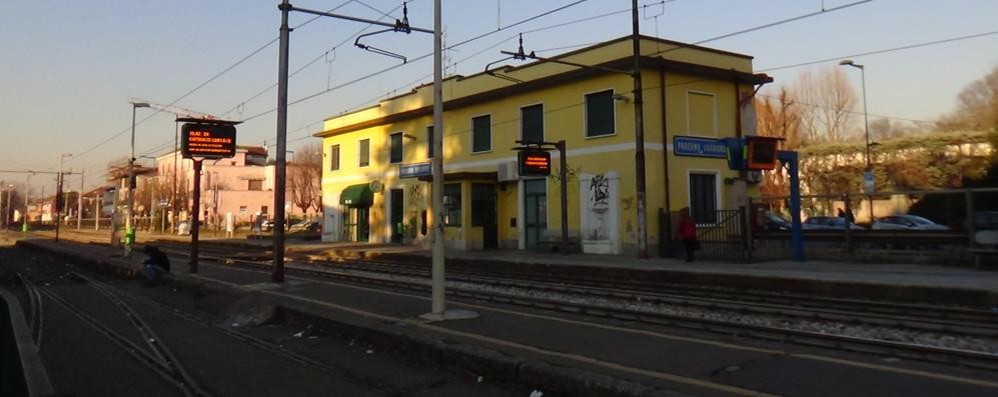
[745,136,781,171]
[518,150,551,176]
[181,123,237,159]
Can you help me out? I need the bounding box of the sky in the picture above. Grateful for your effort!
[2,0,998,195]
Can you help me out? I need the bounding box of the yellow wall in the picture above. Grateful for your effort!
[320,36,761,251]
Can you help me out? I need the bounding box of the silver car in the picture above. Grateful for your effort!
[802,216,864,230]
[871,215,949,231]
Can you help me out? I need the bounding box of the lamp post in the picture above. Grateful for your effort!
[23,173,32,232]
[126,101,150,254]
[838,59,874,222]
[4,184,13,230]
[56,153,71,242]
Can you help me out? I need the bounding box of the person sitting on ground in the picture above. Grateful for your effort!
[141,245,170,285]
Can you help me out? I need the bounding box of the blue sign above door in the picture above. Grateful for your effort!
[673,136,728,158]
[399,161,432,178]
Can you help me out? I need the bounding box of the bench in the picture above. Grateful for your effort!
[536,231,582,254]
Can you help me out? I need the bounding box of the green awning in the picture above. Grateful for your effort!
[340,183,373,206]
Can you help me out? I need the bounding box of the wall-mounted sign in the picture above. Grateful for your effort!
[399,161,432,178]
[673,136,727,158]
[518,150,551,176]
[181,123,237,159]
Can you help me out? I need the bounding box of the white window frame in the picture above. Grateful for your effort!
[685,90,718,137]
[583,88,617,139]
[470,113,492,154]
[686,169,722,226]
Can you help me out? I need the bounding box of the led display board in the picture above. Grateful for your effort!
[745,136,781,171]
[181,123,237,159]
[518,149,551,176]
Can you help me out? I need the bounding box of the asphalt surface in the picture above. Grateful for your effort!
[0,236,520,396]
[7,230,998,397]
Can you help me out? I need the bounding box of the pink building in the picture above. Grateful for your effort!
[149,146,319,229]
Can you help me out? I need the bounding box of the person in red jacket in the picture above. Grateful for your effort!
[676,207,698,262]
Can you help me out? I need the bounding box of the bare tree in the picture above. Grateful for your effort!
[796,68,857,143]
[756,88,804,200]
[289,142,322,217]
[937,66,998,131]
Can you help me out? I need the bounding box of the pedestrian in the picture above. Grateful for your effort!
[676,207,698,262]
[844,207,855,224]
[141,245,170,286]
[837,208,846,218]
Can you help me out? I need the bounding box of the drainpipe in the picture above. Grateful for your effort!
[659,65,672,257]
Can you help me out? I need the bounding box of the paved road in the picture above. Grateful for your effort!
[0,239,518,396]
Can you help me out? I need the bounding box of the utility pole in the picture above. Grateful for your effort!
[430,0,446,317]
[273,0,291,283]
[77,169,84,230]
[631,0,649,258]
[22,173,31,232]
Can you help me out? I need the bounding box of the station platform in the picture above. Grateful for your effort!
[12,235,998,396]
[26,229,998,307]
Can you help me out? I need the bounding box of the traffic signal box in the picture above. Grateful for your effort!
[722,136,783,171]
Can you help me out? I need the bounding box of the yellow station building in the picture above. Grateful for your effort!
[316,34,771,255]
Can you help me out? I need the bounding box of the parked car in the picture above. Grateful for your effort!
[802,216,864,230]
[289,220,321,233]
[871,215,949,231]
[764,212,790,231]
[973,211,998,247]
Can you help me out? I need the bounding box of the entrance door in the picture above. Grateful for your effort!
[472,184,498,249]
[342,206,370,242]
[390,188,403,243]
[523,179,547,249]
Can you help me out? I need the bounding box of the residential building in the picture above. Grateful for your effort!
[316,34,770,254]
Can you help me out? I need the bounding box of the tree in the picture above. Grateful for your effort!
[289,142,322,217]
[937,66,998,131]
[756,88,804,199]
[795,67,857,143]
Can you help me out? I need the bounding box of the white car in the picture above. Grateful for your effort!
[871,215,949,231]
[802,216,864,230]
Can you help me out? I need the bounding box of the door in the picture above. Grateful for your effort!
[390,188,403,243]
[472,184,498,249]
[357,207,370,242]
[523,179,547,249]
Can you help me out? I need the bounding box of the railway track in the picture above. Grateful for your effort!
[148,241,998,371]
[18,273,216,397]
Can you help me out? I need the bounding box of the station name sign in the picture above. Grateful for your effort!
[673,136,727,159]
[518,149,551,176]
[181,123,237,159]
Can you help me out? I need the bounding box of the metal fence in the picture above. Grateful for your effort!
[660,208,749,261]
[749,187,998,263]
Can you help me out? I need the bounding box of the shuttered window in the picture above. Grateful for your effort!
[585,90,615,137]
[521,104,544,143]
[472,115,491,153]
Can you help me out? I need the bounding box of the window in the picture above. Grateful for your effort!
[689,173,718,224]
[472,115,491,153]
[521,104,544,143]
[442,183,461,226]
[585,90,615,137]
[329,144,340,171]
[248,180,263,191]
[261,206,268,214]
[687,91,717,136]
[390,132,403,164]
[358,139,370,167]
[426,126,434,159]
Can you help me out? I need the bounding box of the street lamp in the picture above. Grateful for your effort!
[126,101,150,254]
[839,59,874,222]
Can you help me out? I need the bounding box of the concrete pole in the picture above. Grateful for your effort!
[430,0,446,316]
[22,173,31,232]
[94,193,100,231]
[631,0,649,258]
[126,105,136,253]
[272,0,291,283]
[77,169,84,230]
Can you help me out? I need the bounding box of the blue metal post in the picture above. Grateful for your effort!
[778,150,805,262]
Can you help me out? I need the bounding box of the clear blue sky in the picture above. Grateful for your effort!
[2,0,997,194]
